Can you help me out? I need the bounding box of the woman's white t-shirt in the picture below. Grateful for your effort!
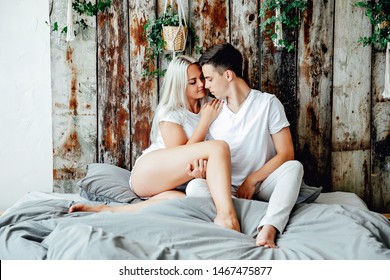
[142,108,201,155]
[207,89,290,186]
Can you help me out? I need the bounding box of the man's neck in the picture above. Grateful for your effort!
[226,79,251,113]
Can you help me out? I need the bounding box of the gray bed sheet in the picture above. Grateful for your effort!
[0,196,389,260]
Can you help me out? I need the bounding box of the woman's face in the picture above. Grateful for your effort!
[185,64,205,102]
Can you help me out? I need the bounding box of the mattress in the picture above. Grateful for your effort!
[1,190,389,260]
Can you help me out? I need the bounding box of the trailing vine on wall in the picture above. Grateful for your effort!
[49,0,112,37]
[259,0,307,52]
[143,4,184,77]
[354,0,390,49]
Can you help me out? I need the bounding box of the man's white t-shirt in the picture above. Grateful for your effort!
[207,89,290,186]
[142,108,201,155]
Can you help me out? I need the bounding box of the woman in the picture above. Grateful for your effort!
[70,55,240,232]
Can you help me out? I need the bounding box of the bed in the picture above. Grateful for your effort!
[1,163,389,260]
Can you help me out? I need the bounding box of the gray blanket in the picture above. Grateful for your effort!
[1,197,389,259]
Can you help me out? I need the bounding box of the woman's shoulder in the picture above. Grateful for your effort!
[159,108,186,123]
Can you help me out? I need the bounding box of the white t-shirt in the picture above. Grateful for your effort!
[207,89,290,186]
[142,108,201,155]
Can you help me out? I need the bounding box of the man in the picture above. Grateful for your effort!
[187,43,304,248]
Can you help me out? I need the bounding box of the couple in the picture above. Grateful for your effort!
[70,43,304,248]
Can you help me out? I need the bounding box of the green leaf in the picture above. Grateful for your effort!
[354,0,389,49]
[259,0,308,52]
[142,4,199,77]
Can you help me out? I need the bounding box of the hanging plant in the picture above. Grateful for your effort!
[143,3,202,77]
[48,0,112,38]
[354,0,390,49]
[259,0,307,52]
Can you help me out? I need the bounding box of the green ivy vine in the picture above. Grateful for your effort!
[49,0,112,36]
[354,0,390,49]
[259,0,307,52]
[143,5,202,77]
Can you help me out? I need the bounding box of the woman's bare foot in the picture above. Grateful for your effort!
[214,213,241,233]
[68,203,109,213]
[256,225,278,248]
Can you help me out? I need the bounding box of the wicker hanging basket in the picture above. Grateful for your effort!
[161,0,188,53]
[162,25,188,52]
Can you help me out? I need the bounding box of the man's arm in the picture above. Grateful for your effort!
[236,127,294,199]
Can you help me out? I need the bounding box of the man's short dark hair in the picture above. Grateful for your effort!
[199,43,243,78]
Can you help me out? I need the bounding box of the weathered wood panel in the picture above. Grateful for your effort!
[97,0,131,169]
[129,0,159,165]
[332,150,370,198]
[332,0,371,199]
[191,0,230,53]
[50,0,97,192]
[230,0,260,89]
[296,0,334,191]
[48,0,389,212]
[259,0,297,144]
[371,50,390,212]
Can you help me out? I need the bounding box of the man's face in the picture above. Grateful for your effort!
[202,64,229,99]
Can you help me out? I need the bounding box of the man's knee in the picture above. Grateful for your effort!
[186,179,211,198]
[281,160,304,176]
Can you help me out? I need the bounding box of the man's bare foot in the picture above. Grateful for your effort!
[214,213,241,233]
[256,225,278,248]
[68,203,109,213]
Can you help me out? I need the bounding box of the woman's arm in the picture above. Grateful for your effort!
[159,121,189,147]
[186,99,223,145]
[160,99,222,179]
[160,99,222,148]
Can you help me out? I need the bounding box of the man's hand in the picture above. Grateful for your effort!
[236,178,257,199]
[187,159,207,179]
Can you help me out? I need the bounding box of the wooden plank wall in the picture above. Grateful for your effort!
[296,0,333,192]
[332,0,372,205]
[50,0,97,193]
[50,0,389,212]
[97,0,131,169]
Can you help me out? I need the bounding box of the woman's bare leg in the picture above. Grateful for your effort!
[131,140,240,232]
[69,190,185,213]
[203,142,240,231]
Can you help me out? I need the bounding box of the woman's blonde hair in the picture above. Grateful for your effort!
[150,55,206,143]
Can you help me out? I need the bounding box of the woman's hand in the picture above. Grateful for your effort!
[200,99,223,124]
[187,159,207,179]
[185,99,223,145]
